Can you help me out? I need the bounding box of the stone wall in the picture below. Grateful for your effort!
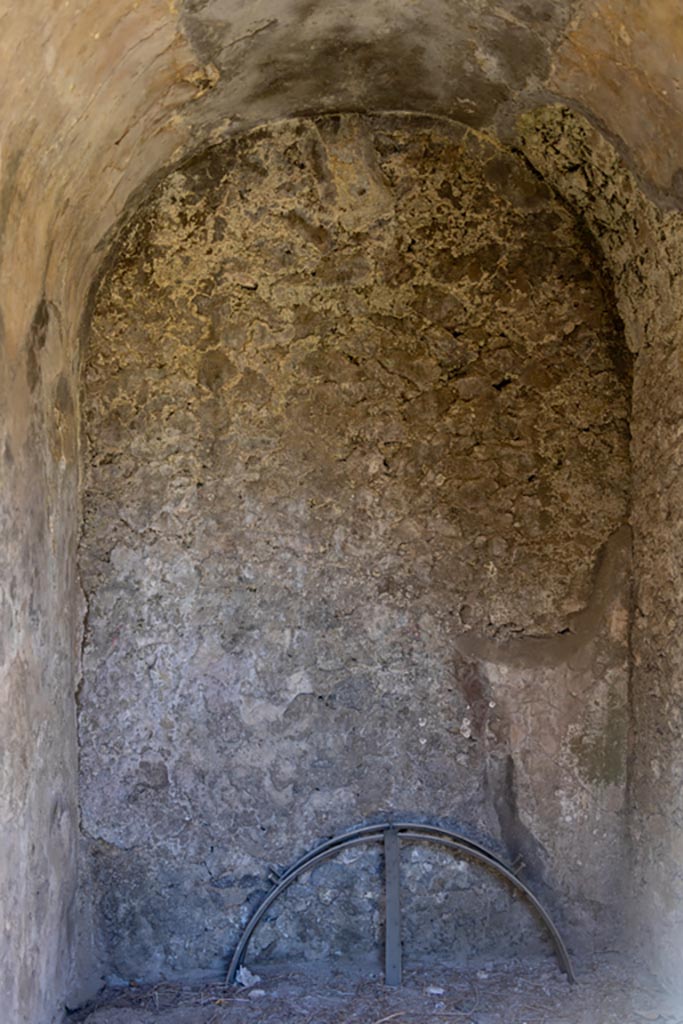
[3,2,683,1017]
[519,103,683,996]
[78,113,632,981]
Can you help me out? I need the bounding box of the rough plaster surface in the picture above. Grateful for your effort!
[180,0,577,132]
[549,0,683,197]
[0,5,203,1020]
[3,1,683,1019]
[0,300,81,1022]
[519,103,683,993]
[78,114,631,983]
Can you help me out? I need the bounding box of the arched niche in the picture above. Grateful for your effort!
[78,111,633,982]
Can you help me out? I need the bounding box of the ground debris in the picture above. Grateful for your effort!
[71,954,682,1024]
[235,966,262,989]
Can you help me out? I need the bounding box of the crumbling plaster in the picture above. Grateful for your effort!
[78,113,631,981]
[520,103,683,995]
[2,1,683,1021]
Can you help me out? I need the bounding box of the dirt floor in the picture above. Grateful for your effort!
[71,955,683,1024]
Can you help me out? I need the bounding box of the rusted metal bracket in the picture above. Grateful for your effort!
[226,820,576,987]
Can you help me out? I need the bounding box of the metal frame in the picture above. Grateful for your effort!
[226,820,576,986]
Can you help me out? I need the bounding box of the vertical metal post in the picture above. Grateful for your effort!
[384,827,402,986]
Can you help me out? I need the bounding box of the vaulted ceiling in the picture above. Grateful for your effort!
[1,0,681,359]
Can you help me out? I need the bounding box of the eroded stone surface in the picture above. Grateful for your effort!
[519,103,683,991]
[4,1,683,1016]
[79,114,631,982]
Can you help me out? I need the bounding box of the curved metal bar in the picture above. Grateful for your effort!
[398,831,575,982]
[226,822,575,985]
[278,821,514,881]
[227,833,381,983]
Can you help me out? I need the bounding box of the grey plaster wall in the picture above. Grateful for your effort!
[0,301,81,1022]
[78,113,632,983]
[180,0,579,135]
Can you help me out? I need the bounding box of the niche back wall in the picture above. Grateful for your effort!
[79,114,631,980]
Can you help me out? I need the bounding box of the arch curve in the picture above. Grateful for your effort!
[227,821,576,985]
